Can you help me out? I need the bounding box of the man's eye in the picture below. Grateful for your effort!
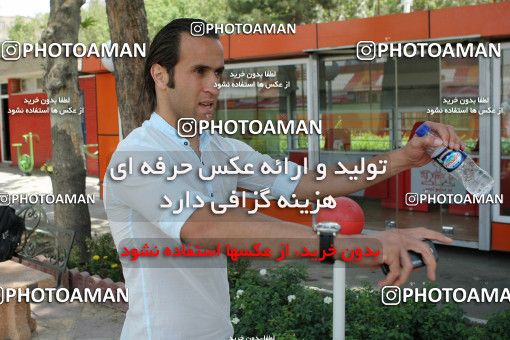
[196,68,206,75]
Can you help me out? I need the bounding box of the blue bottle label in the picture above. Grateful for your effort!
[433,149,466,172]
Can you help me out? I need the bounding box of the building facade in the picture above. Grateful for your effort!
[1,2,509,251]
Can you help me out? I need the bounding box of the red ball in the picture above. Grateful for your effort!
[316,196,365,235]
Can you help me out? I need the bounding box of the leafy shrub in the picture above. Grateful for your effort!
[229,262,332,339]
[229,262,509,340]
[350,133,391,151]
[68,233,123,282]
[501,138,510,155]
[483,309,510,339]
[69,248,510,339]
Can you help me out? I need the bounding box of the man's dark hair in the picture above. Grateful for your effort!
[143,18,219,112]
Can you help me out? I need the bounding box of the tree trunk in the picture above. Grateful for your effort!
[105,0,151,137]
[41,0,91,263]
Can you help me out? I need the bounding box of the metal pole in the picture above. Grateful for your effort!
[333,259,346,340]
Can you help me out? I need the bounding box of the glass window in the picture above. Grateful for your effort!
[397,57,440,146]
[440,57,480,152]
[318,57,394,156]
[318,57,396,232]
[398,57,479,151]
[398,57,439,108]
[217,62,307,159]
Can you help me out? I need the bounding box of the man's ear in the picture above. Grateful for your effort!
[150,64,170,90]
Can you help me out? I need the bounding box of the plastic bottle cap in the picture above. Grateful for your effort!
[415,123,430,137]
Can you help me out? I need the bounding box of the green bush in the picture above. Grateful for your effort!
[69,248,510,339]
[249,134,285,155]
[229,262,509,340]
[345,284,486,340]
[350,133,391,151]
[501,138,510,155]
[228,261,332,339]
[68,233,123,282]
[484,309,510,339]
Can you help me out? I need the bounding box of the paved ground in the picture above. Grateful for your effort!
[1,163,509,338]
[31,301,124,340]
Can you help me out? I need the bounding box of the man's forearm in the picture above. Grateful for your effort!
[181,206,331,261]
[294,149,411,199]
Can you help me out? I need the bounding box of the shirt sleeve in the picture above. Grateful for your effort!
[103,148,212,244]
[222,137,303,200]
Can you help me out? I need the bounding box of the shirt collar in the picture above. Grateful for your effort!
[149,112,210,147]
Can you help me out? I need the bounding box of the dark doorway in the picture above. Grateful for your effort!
[1,97,11,161]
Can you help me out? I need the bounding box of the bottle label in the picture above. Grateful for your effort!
[433,149,467,172]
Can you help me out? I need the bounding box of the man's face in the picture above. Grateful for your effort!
[167,33,224,122]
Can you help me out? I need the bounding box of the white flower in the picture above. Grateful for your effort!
[287,294,296,303]
[231,316,240,325]
[240,303,245,309]
[259,268,267,276]
[324,296,333,304]
[236,289,244,298]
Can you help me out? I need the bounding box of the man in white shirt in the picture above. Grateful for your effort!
[104,18,462,340]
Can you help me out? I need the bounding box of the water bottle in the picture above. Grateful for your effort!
[415,123,494,196]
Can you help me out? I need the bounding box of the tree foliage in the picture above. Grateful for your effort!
[8,0,504,44]
[79,0,110,44]
[144,0,229,39]
[413,0,500,11]
[8,14,48,43]
[7,0,108,44]
[225,0,330,24]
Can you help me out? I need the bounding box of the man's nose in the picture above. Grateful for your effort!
[203,74,220,96]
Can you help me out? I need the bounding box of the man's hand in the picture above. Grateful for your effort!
[371,227,453,287]
[400,121,466,168]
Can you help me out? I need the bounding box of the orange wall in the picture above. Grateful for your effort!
[492,223,510,252]
[318,11,429,48]
[81,56,111,74]
[220,2,510,61]
[430,2,510,39]
[229,24,317,60]
[95,73,119,197]
[96,73,119,136]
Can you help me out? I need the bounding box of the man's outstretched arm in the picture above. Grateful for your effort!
[180,205,452,287]
[294,121,466,200]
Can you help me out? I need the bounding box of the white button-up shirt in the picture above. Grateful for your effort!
[104,113,301,340]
